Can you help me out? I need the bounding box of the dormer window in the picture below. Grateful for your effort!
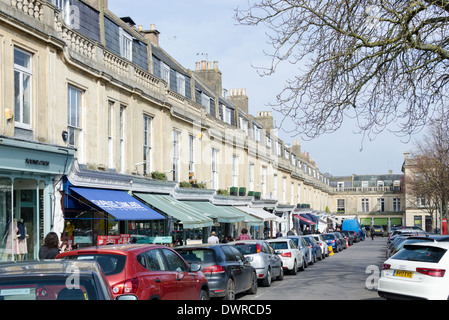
[119,28,133,61]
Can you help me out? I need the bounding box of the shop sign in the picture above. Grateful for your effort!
[97,234,131,246]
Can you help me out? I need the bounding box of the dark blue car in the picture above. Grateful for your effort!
[302,235,322,264]
[322,233,345,252]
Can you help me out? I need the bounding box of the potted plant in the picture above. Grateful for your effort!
[230,187,238,196]
[151,171,167,181]
[254,192,261,200]
[217,189,229,196]
[248,191,255,197]
[239,187,246,196]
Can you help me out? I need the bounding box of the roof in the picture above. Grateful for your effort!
[0,260,101,276]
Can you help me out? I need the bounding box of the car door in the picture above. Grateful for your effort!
[289,240,302,266]
[161,248,199,300]
[141,249,177,300]
[230,246,254,292]
[264,242,280,276]
[221,245,244,293]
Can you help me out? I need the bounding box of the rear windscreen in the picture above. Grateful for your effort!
[392,245,447,263]
[176,249,217,264]
[63,254,126,276]
[233,244,258,254]
[270,242,288,250]
[322,234,334,240]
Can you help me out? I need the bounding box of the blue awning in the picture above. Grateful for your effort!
[70,187,166,221]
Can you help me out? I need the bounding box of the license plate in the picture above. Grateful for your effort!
[393,270,414,278]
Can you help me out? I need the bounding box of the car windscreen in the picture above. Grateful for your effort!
[176,249,217,264]
[233,244,258,254]
[63,254,126,276]
[0,275,99,300]
[392,245,447,263]
[269,242,288,250]
[322,234,334,240]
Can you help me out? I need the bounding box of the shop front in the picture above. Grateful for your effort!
[0,137,75,262]
[64,161,171,248]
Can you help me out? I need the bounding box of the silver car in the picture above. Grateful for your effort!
[311,234,329,259]
[229,240,284,287]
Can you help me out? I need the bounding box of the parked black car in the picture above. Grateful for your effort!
[175,243,257,300]
[0,260,117,300]
[302,235,322,264]
[340,231,355,246]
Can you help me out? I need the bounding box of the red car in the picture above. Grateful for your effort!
[57,244,209,300]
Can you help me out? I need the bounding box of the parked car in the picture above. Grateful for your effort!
[335,232,347,250]
[0,260,117,300]
[286,235,311,269]
[342,219,363,242]
[339,231,354,246]
[303,235,322,263]
[387,236,436,259]
[311,234,329,258]
[267,238,305,274]
[379,242,449,300]
[322,233,344,252]
[57,244,209,300]
[371,225,385,237]
[174,244,257,300]
[229,240,284,287]
[340,231,355,246]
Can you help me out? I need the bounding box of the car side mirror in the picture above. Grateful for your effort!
[190,263,201,272]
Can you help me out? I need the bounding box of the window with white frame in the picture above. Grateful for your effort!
[262,167,267,198]
[253,125,261,142]
[277,142,282,156]
[232,155,238,187]
[161,63,170,83]
[119,28,133,61]
[223,106,232,124]
[173,130,180,182]
[393,198,401,211]
[290,182,294,205]
[119,105,126,173]
[14,47,32,129]
[108,101,114,169]
[297,184,301,204]
[239,117,248,135]
[67,85,83,148]
[188,134,194,173]
[273,175,277,200]
[284,149,289,160]
[337,199,345,213]
[143,115,153,176]
[292,155,296,166]
[282,177,286,202]
[212,148,219,190]
[176,73,185,96]
[249,163,254,192]
[201,93,210,113]
[377,198,385,212]
[361,198,369,212]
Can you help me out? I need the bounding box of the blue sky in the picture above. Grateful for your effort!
[108,0,420,176]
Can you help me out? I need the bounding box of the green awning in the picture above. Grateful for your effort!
[224,206,264,226]
[360,218,372,226]
[133,193,214,229]
[182,201,246,223]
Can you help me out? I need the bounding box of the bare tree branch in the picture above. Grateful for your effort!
[234,0,449,139]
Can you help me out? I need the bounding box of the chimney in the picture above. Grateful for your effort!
[141,24,160,47]
[228,88,249,114]
[292,140,301,154]
[256,111,274,131]
[194,60,223,97]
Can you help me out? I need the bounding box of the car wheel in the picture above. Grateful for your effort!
[247,272,258,295]
[277,265,284,281]
[262,268,272,287]
[291,260,298,275]
[300,259,306,271]
[198,289,209,300]
[223,278,236,300]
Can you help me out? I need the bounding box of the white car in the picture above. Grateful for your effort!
[311,234,329,259]
[378,242,449,300]
[267,238,305,275]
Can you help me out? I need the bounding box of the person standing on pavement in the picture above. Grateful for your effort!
[207,231,219,244]
[238,228,252,240]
